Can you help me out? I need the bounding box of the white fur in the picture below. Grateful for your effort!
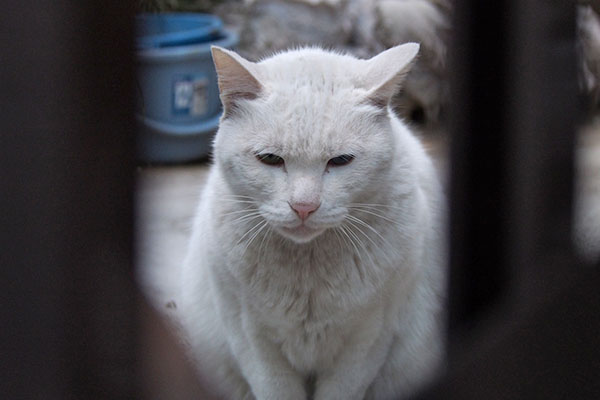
[178,44,446,399]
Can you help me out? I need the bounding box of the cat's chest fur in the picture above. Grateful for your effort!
[209,199,419,373]
[219,222,373,319]
[215,199,413,313]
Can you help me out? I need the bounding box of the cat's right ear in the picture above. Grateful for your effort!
[211,47,263,118]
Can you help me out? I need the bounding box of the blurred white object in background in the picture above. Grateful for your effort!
[578,4,600,108]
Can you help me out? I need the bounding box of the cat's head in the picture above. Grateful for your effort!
[211,44,419,244]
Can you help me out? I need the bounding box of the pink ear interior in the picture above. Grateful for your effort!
[211,47,263,117]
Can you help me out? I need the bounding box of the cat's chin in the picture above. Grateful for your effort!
[277,225,326,244]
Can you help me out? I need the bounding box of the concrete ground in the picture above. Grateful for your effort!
[136,163,210,315]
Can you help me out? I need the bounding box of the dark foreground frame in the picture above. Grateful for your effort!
[416,1,600,398]
[1,1,598,399]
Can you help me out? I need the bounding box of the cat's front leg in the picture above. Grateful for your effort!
[219,300,306,400]
[313,309,392,400]
[211,265,306,399]
[229,326,306,400]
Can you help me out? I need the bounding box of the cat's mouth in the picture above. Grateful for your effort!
[278,224,326,243]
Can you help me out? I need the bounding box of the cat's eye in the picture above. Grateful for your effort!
[256,153,284,166]
[328,154,354,166]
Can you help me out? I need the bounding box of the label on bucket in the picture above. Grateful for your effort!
[172,75,208,117]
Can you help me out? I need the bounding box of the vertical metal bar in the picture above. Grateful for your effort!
[0,2,137,399]
[446,0,513,348]
[505,1,579,308]
[446,0,578,350]
[413,0,600,398]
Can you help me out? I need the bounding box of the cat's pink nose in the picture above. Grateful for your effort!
[290,202,320,221]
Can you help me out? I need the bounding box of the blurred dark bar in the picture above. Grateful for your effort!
[447,0,580,346]
[0,2,138,399]
[504,0,578,312]
[446,0,512,341]
[414,0,600,398]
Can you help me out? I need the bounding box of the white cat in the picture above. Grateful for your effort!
[178,43,446,400]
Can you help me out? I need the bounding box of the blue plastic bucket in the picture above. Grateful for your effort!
[135,14,238,162]
[136,13,223,49]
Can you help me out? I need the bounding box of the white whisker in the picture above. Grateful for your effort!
[230,213,263,226]
[236,219,266,246]
[332,228,346,252]
[257,225,273,260]
[338,224,366,281]
[241,220,269,256]
[348,206,399,225]
[220,194,255,199]
[220,199,258,205]
[345,216,396,268]
[221,208,259,217]
[345,217,380,250]
[345,214,392,247]
[344,218,385,270]
[349,202,405,211]
[337,225,359,260]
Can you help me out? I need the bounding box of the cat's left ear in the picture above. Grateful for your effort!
[211,46,263,118]
[363,43,420,108]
